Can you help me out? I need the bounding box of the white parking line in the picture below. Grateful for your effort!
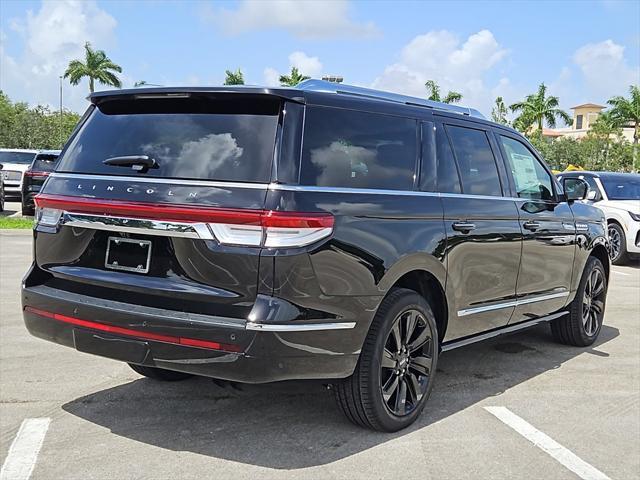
[612,270,630,276]
[485,407,611,480]
[0,418,50,480]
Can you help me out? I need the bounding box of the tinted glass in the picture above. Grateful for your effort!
[436,126,461,193]
[56,96,280,182]
[446,126,502,196]
[300,107,417,190]
[32,154,59,172]
[0,152,36,165]
[499,135,554,201]
[600,174,640,200]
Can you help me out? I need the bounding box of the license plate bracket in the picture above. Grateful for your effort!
[105,236,152,274]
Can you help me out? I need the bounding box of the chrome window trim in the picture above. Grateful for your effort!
[457,290,570,317]
[245,321,356,332]
[48,172,524,201]
[50,172,270,190]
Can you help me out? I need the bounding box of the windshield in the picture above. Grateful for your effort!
[0,151,37,165]
[600,175,640,200]
[56,95,280,182]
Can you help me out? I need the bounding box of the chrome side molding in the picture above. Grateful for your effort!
[457,290,570,317]
[245,322,356,332]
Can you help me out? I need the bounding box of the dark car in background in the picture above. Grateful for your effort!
[21,150,61,216]
[22,81,610,431]
[0,149,39,200]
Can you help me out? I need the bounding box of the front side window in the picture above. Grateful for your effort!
[446,125,502,197]
[499,135,554,201]
[300,107,417,190]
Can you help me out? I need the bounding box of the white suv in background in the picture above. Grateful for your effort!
[0,149,39,200]
[559,171,640,264]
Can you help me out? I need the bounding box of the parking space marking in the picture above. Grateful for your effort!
[612,270,630,276]
[485,407,611,480]
[0,418,50,480]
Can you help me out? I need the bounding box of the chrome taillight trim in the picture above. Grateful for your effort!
[61,212,213,239]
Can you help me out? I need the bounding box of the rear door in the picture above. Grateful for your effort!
[437,118,522,341]
[495,132,575,321]
[34,93,282,319]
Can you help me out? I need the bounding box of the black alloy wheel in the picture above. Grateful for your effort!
[582,267,606,337]
[380,309,434,417]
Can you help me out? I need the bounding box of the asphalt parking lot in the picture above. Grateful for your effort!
[1,229,639,480]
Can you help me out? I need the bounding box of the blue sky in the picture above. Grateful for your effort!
[1,0,638,119]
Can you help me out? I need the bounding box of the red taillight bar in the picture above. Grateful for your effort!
[24,306,243,353]
[34,193,334,228]
[24,171,50,177]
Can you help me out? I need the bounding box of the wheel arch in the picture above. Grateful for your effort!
[590,243,610,281]
[383,268,448,344]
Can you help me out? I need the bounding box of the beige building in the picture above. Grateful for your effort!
[543,103,635,142]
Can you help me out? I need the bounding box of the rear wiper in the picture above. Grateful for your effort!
[103,155,157,172]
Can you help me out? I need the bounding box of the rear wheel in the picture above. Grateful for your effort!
[607,223,628,265]
[128,363,194,381]
[551,256,607,347]
[335,288,438,432]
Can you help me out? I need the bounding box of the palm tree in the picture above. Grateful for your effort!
[279,67,310,87]
[607,85,640,144]
[63,42,122,93]
[425,80,462,104]
[224,69,245,86]
[590,111,621,138]
[510,83,571,134]
[491,96,509,125]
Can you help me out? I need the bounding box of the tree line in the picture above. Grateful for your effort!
[1,41,638,172]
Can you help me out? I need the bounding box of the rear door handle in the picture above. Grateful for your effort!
[452,222,476,233]
[523,221,541,231]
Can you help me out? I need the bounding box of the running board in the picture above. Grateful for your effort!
[441,311,568,352]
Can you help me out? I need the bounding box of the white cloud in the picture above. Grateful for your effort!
[263,67,280,87]
[205,0,378,39]
[1,0,118,112]
[288,51,323,78]
[573,40,639,100]
[372,30,508,115]
[263,51,324,87]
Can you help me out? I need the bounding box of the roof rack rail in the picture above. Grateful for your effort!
[296,79,485,119]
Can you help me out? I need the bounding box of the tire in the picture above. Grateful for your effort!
[0,189,4,212]
[335,288,438,432]
[128,363,194,381]
[551,256,607,347]
[21,205,34,217]
[607,222,628,265]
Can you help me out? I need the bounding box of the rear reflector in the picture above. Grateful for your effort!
[24,171,50,177]
[24,306,243,353]
[34,194,334,247]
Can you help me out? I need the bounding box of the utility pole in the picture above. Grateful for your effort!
[59,75,63,147]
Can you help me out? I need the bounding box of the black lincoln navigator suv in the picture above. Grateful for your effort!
[22,80,609,431]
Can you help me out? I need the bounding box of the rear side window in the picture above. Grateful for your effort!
[446,125,502,197]
[300,106,417,190]
[56,96,280,182]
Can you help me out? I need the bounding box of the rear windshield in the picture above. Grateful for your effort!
[0,151,36,165]
[56,95,281,182]
[32,154,59,172]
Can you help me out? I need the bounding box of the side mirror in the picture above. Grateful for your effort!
[0,163,3,170]
[586,190,598,201]
[563,178,589,201]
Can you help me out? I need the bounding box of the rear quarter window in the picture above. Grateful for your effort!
[300,106,417,190]
[56,96,281,182]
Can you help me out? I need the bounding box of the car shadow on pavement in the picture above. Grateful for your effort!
[62,323,619,469]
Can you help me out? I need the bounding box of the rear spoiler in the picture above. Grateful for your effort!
[88,87,307,105]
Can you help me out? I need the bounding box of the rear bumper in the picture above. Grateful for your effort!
[22,284,362,383]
